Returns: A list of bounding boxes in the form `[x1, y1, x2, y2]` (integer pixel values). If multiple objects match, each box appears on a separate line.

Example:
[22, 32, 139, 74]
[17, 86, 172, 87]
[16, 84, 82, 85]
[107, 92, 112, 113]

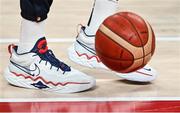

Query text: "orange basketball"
[95, 12, 156, 73]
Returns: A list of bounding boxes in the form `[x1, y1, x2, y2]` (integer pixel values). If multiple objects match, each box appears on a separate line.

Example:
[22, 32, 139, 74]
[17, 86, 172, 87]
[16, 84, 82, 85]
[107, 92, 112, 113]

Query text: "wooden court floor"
[0, 0, 180, 99]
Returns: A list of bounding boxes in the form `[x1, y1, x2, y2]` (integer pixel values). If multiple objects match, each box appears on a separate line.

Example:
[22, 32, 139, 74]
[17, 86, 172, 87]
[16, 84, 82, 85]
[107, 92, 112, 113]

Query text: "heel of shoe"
[3, 67, 14, 85]
[3, 67, 34, 89]
[68, 43, 95, 68]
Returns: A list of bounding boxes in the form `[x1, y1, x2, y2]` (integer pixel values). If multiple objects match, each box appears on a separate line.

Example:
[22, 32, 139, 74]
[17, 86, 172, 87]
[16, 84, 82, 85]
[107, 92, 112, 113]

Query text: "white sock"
[85, 0, 119, 36]
[17, 18, 45, 54]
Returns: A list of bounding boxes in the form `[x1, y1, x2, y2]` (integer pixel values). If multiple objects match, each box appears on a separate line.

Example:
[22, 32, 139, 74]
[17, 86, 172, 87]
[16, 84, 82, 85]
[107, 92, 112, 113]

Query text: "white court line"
[0, 36, 180, 43]
[0, 97, 180, 102]
[0, 38, 75, 43]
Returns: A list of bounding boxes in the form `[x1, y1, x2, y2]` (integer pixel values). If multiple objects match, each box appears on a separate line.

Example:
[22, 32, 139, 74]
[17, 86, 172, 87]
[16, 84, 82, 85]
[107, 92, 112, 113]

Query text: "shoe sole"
[68, 44, 157, 82]
[4, 67, 95, 93]
[115, 69, 157, 82]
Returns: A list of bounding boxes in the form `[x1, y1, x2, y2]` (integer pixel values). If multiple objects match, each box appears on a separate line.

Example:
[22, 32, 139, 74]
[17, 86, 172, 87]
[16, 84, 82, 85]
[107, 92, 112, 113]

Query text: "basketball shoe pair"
[68, 25, 158, 82]
[4, 28, 157, 94]
[4, 37, 95, 93]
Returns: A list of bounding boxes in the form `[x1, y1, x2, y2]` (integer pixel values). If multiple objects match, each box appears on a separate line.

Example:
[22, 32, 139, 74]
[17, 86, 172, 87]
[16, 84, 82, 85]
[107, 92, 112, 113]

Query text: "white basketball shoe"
[4, 37, 95, 93]
[68, 25, 157, 82]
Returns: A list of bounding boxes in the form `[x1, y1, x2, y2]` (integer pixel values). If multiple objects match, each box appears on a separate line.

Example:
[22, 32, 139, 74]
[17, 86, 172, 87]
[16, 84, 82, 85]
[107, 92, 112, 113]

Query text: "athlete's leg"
[85, 0, 119, 36]
[68, 0, 157, 82]
[18, 0, 52, 53]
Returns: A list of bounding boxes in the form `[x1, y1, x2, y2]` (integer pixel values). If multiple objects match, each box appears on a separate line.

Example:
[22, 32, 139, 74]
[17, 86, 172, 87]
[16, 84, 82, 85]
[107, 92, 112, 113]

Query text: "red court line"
[0, 101, 180, 112]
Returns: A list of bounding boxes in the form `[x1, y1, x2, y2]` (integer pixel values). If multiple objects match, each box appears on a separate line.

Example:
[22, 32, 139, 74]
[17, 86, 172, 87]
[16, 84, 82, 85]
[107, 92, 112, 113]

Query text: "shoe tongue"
[31, 37, 48, 54]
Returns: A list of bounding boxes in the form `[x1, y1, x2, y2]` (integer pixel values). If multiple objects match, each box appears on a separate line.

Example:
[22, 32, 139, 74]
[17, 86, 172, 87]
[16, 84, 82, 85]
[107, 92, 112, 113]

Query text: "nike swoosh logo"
[10, 61, 40, 76]
[143, 68, 151, 71]
[77, 40, 96, 55]
[108, 0, 119, 3]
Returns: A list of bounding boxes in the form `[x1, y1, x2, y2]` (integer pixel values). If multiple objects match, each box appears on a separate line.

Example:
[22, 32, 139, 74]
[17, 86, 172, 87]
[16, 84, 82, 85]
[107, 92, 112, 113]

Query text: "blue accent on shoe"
[143, 68, 151, 71]
[31, 81, 49, 89]
[10, 61, 40, 76]
[81, 26, 95, 37]
[14, 37, 71, 73]
[31, 37, 71, 73]
[76, 40, 96, 55]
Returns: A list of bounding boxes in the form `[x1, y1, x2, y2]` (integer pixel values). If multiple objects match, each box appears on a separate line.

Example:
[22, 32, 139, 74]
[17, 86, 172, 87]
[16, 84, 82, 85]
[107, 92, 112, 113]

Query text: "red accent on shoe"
[37, 39, 48, 54]
[135, 71, 153, 76]
[8, 44, 16, 57]
[76, 51, 101, 63]
[11, 72, 90, 86]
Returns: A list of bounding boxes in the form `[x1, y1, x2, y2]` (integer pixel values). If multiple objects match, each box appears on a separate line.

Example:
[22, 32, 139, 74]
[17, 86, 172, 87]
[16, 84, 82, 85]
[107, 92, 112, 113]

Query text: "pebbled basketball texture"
[95, 12, 156, 73]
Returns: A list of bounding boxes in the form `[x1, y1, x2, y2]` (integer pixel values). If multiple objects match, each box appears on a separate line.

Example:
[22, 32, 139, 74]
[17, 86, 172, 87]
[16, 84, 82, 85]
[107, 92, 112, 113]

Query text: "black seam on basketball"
[96, 30, 134, 61]
[96, 30, 152, 61]
[96, 48, 132, 70]
[118, 13, 149, 46]
[118, 14, 146, 67]
[120, 50, 124, 58]
[142, 21, 150, 65]
[103, 15, 143, 47]
[134, 16, 150, 65]
[149, 23, 155, 56]
[96, 46, 152, 61]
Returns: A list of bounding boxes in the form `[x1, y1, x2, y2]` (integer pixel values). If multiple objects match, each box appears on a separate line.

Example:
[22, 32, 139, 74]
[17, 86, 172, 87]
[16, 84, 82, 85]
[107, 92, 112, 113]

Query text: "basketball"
[95, 12, 156, 73]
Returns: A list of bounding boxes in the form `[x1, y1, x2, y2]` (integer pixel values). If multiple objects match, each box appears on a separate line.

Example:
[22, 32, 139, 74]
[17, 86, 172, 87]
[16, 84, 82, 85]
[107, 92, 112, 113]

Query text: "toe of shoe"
[67, 68, 96, 92]
[116, 66, 158, 82]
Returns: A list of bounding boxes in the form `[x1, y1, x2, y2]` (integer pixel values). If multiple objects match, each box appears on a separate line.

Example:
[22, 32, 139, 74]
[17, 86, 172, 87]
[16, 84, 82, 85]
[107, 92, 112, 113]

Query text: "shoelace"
[9, 44, 71, 74]
[37, 49, 71, 74]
